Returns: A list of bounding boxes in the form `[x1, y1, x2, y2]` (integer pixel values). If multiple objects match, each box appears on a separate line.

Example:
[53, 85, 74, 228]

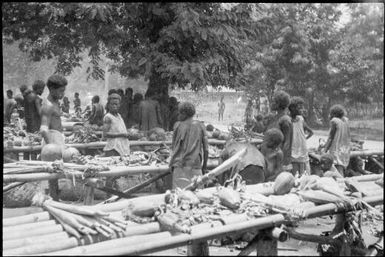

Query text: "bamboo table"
[2, 187, 383, 256]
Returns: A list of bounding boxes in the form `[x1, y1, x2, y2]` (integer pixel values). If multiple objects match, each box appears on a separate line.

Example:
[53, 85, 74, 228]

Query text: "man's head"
[271, 90, 290, 111]
[47, 75, 68, 100]
[19, 84, 28, 94]
[32, 80, 46, 95]
[255, 114, 263, 122]
[117, 89, 124, 97]
[288, 96, 305, 117]
[108, 89, 118, 96]
[74, 92, 79, 98]
[6, 89, 13, 99]
[14, 94, 24, 105]
[178, 102, 196, 121]
[133, 93, 143, 103]
[169, 96, 178, 108]
[92, 95, 100, 103]
[263, 128, 284, 149]
[125, 88, 133, 98]
[329, 104, 345, 119]
[107, 93, 121, 113]
[263, 113, 274, 126]
[63, 96, 69, 103]
[320, 153, 334, 172]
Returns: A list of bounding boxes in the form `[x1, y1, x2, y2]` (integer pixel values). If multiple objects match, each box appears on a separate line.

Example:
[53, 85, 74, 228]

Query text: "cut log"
[4, 224, 64, 241]
[3, 220, 57, 234]
[3, 232, 69, 250]
[3, 211, 50, 227]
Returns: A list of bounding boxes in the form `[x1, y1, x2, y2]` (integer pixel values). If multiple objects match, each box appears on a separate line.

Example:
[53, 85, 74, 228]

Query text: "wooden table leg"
[48, 179, 59, 201]
[84, 185, 95, 205]
[187, 241, 209, 256]
[256, 230, 278, 256]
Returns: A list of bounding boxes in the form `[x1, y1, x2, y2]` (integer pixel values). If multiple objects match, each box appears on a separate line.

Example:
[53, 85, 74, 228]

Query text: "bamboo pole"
[3, 211, 51, 227]
[3, 237, 79, 256]
[3, 232, 69, 250]
[3, 220, 57, 234]
[44, 232, 172, 256]
[4, 224, 64, 241]
[3, 182, 26, 192]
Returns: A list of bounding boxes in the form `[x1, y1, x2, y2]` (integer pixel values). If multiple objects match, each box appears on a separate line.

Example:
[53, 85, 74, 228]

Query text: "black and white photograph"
[2, 2, 384, 256]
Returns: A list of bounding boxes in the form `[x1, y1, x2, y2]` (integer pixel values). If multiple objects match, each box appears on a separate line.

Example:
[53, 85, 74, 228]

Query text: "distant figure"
[169, 102, 208, 189]
[24, 80, 46, 133]
[10, 106, 23, 130]
[159, 94, 170, 131]
[122, 87, 133, 128]
[102, 93, 130, 157]
[138, 89, 163, 132]
[73, 92, 81, 113]
[244, 99, 254, 130]
[105, 89, 118, 113]
[323, 104, 351, 177]
[218, 95, 225, 121]
[127, 93, 143, 128]
[168, 96, 179, 131]
[61, 96, 70, 114]
[14, 94, 25, 120]
[88, 95, 105, 127]
[289, 96, 313, 176]
[4, 89, 17, 124]
[260, 128, 284, 181]
[266, 90, 293, 172]
[251, 114, 265, 134]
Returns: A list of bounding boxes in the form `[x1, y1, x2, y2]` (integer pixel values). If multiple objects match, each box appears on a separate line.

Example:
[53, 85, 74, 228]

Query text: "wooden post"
[84, 185, 95, 205]
[255, 229, 278, 256]
[187, 241, 209, 256]
[48, 179, 59, 201]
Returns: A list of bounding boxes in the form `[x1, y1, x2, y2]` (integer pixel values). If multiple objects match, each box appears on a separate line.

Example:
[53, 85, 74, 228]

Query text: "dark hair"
[47, 75, 68, 89]
[74, 92, 79, 97]
[32, 80, 45, 91]
[63, 96, 69, 103]
[6, 90, 13, 97]
[288, 96, 304, 112]
[117, 89, 124, 96]
[264, 128, 284, 148]
[178, 102, 196, 118]
[169, 96, 178, 106]
[320, 153, 334, 165]
[108, 89, 117, 95]
[92, 95, 100, 103]
[206, 124, 214, 132]
[19, 84, 28, 93]
[125, 88, 133, 95]
[330, 104, 345, 118]
[133, 93, 143, 102]
[256, 114, 263, 121]
[108, 93, 121, 103]
[272, 90, 290, 110]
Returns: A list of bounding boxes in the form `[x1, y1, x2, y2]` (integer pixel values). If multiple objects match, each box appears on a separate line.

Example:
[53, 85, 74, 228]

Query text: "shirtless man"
[40, 75, 68, 143]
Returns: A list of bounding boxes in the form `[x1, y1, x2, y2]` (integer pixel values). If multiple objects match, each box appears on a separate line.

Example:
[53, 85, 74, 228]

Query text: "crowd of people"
[3, 75, 365, 195]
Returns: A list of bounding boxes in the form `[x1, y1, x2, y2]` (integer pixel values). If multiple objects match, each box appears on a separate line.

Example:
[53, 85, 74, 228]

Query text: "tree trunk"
[148, 70, 170, 130]
[307, 90, 317, 127]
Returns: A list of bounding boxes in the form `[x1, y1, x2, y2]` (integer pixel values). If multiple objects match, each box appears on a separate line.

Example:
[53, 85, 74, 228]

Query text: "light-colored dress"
[291, 116, 309, 163]
[103, 113, 130, 156]
[328, 117, 351, 168]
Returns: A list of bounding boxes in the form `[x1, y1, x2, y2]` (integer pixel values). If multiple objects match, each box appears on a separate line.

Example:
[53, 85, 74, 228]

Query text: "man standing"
[88, 95, 104, 127]
[218, 96, 225, 121]
[4, 89, 17, 124]
[168, 102, 209, 189]
[23, 80, 45, 160]
[73, 92, 81, 114]
[138, 89, 163, 132]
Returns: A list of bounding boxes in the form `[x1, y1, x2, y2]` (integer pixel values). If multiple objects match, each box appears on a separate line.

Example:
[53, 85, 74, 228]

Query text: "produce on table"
[65, 124, 100, 144]
[62, 147, 81, 163]
[216, 187, 241, 210]
[3, 127, 42, 148]
[41, 144, 63, 161]
[273, 171, 295, 195]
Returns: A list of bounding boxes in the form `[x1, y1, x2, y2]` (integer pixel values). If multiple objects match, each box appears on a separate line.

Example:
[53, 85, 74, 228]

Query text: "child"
[169, 102, 209, 189]
[252, 114, 265, 133]
[323, 104, 351, 177]
[319, 153, 343, 179]
[10, 106, 23, 130]
[102, 93, 130, 157]
[266, 91, 293, 172]
[288, 96, 314, 176]
[259, 128, 284, 181]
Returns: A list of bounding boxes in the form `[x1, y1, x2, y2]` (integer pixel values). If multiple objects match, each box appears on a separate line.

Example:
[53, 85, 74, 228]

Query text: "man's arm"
[303, 120, 314, 139]
[40, 104, 52, 143]
[201, 126, 209, 173]
[324, 120, 337, 152]
[279, 118, 292, 152]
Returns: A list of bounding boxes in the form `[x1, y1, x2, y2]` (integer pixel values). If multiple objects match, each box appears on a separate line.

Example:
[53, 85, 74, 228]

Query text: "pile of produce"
[228, 125, 264, 140]
[32, 193, 128, 239]
[65, 124, 101, 144]
[3, 127, 42, 148]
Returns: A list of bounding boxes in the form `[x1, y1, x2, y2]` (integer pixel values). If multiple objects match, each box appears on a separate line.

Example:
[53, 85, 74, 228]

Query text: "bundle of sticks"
[32, 193, 128, 239]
